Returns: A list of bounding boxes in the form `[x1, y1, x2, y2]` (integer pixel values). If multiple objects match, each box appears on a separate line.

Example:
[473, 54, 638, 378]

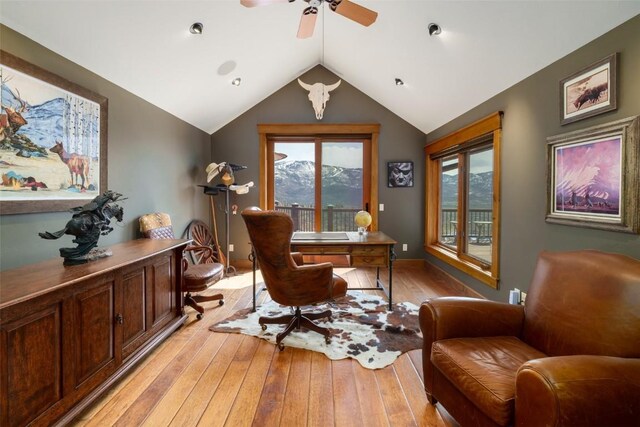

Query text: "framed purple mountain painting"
[546, 115, 639, 233]
[0, 50, 107, 214]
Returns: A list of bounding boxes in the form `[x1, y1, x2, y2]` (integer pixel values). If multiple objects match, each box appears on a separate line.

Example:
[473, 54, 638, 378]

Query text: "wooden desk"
[251, 231, 397, 311]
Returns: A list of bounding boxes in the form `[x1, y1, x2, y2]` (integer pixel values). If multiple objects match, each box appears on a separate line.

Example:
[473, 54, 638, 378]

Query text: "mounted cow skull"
[298, 79, 341, 120]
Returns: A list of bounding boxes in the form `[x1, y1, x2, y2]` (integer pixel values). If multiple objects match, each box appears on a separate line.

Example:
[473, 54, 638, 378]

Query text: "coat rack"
[218, 185, 236, 276]
[202, 162, 254, 277]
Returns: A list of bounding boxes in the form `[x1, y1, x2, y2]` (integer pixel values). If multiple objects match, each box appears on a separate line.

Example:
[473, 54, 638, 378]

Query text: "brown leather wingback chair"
[241, 207, 347, 350]
[140, 213, 224, 320]
[419, 250, 640, 427]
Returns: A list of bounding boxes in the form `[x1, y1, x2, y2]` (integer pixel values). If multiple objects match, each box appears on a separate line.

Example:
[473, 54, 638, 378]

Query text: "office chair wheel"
[325, 336, 331, 345]
[219, 299, 225, 306]
[278, 343, 285, 351]
[196, 313, 203, 320]
[261, 324, 267, 331]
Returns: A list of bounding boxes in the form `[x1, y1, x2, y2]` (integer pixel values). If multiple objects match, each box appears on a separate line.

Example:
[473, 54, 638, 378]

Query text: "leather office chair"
[241, 207, 347, 350]
[140, 213, 224, 320]
[419, 250, 640, 427]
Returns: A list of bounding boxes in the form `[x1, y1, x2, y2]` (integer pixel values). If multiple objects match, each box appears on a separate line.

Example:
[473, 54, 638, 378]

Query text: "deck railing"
[275, 204, 361, 231]
[441, 209, 493, 243]
[274, 205, 491, 237]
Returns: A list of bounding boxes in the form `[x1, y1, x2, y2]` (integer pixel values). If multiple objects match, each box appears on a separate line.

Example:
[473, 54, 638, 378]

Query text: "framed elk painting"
[546, 115, 639, 234]
[560, 53, 617, 125]
[0, 50, 107, 215]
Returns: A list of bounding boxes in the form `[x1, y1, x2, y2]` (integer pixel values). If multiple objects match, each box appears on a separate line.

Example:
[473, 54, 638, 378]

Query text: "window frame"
[424, 112, 502, 288]
[258, 124, 380, 231]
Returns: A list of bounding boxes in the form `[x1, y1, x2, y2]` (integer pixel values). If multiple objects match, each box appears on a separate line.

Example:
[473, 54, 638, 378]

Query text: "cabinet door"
[121, 266, 147, 359]
[0, 303, 63, 427]
[147, 254, 176, 333]
[73, 278, 117, 391]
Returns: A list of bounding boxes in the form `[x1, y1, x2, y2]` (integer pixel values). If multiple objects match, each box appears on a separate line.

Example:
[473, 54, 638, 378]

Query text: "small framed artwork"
[560, 53, 617, 125]
[546, 115, 639, 233]
[387, 161, 414, 188]
[0, 50, 108, 215]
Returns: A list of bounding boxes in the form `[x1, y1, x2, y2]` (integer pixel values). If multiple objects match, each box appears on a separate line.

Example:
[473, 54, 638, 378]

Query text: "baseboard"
[394, 259, 425, 268]
[230, 259, 252, 270]
[423, 260, 486, 299]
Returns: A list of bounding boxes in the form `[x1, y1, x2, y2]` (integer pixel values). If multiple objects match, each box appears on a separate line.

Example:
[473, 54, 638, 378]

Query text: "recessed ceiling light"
[428, 23, 441, 36]
[395, 78, 404, 86]
[190, 22, 203, 34]
[232, 77, 242, 86]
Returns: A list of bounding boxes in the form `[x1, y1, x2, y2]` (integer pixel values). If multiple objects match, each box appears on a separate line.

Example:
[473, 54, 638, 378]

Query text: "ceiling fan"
[240, 0, 378, 39]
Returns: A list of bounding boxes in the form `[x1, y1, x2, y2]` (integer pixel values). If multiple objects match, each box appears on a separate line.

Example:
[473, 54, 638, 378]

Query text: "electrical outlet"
[402, 244, 408, 251]
[229, 244, 234, 252]
[379, 203, 384, 211]
[520, 292, 527, 305]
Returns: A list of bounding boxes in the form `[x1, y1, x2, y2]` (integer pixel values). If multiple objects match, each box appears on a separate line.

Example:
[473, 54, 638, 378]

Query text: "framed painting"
[387, 161, 413, 188]
[560, 53, 617, 125]
[0, 50, 107, 215]
[546, 115, 639, 233]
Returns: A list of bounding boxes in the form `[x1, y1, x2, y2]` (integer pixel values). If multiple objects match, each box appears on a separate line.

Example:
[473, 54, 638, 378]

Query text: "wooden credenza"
[0, 239, 189, 427]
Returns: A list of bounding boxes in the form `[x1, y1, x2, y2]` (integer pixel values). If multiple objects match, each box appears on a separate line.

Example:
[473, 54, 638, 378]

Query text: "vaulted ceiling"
[1, 1, 639, 134]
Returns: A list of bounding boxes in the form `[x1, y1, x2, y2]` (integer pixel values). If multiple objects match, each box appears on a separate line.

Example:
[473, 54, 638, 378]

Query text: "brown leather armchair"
[241, 207, 347, 350]
[419, 250, 640, 427]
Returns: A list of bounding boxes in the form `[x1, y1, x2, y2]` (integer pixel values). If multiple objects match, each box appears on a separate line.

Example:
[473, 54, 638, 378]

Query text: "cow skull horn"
[325, 80, 341, 92]
[297, 79, 313, 91]
[298, 79, 342, 120]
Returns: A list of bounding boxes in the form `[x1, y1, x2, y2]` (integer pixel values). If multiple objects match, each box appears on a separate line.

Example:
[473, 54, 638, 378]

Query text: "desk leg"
[250, 248, 257, 312]
[389, 245, 396, 311]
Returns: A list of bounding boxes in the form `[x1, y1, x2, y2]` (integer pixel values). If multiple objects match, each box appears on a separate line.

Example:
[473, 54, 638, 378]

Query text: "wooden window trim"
[258, 123, 380, 231]
[424, 112, 502, 288]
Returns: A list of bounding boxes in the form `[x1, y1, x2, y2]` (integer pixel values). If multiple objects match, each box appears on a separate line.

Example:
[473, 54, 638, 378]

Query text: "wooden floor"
[73, 264, 463, 427]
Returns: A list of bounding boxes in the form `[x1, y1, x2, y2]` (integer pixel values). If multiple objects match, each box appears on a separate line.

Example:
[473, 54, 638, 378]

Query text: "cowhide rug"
[209, 293, 422, 369]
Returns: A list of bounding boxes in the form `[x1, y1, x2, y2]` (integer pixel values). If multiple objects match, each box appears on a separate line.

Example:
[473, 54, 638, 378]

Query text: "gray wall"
[211, 65, 425, 262]
[0, 25, 211, 270]
[426, 15, 640, 301]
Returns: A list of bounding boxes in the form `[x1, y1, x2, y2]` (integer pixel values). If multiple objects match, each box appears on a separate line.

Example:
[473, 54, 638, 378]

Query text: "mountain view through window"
[274, 141, 364, 231]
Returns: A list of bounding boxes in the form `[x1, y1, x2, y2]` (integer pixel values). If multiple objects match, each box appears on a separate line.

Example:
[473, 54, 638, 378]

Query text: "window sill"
[424, 244, 498, 289]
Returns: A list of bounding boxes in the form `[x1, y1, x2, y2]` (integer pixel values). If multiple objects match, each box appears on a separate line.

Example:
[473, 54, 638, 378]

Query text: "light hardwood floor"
[73, 264, 463, 427]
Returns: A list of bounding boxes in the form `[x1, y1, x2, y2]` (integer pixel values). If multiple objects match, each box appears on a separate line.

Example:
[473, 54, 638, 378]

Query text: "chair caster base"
[219, 299, 225, 306]
[277, 343, 285, 351]
[196, 313, 203, 320]
[261, 324, 267, 331]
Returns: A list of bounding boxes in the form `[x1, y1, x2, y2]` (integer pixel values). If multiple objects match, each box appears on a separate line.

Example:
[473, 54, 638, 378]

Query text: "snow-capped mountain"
[441, 171, 493, 209]
[19, 98, 66, 148]
[274, 160, 363, 208]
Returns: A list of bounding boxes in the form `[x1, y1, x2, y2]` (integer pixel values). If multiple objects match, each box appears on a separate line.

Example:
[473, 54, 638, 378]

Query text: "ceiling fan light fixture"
[232, 77, 242, 86]
[428, 23, 441, 36]
[189, 22, 203, 34]
[395, 78, 404, 86]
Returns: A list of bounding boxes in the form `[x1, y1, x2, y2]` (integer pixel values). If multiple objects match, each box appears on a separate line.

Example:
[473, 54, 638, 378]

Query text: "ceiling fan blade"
[297, 8, 317, 39]
[333, 0, 377, 27]
[240, 0, 291, 8]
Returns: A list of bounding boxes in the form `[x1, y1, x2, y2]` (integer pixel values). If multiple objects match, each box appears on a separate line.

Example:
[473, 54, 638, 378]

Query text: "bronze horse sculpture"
[39, 191, 125, 265]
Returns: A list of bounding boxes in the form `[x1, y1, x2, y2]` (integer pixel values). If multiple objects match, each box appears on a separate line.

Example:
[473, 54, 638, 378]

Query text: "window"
[258, 124, 379, 232]
[425, 112, 502, 288]
[270, 139, 370, 231]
